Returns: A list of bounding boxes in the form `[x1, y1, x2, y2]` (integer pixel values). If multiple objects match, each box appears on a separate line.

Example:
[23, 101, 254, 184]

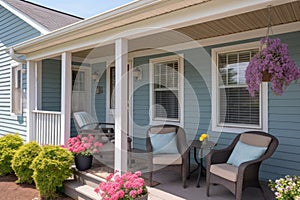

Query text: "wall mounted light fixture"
[132, 67, 142, 80]
[92, 72, 100, 82]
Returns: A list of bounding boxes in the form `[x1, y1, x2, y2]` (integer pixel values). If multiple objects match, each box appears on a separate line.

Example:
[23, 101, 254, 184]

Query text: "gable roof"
[1, 0, 82, 32]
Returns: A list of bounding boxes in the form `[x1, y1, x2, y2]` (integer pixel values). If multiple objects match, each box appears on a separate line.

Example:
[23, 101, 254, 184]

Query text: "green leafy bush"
[11, 141, 42, 183]
[30, 145, 73, 199]
[0, 134, 24, 175]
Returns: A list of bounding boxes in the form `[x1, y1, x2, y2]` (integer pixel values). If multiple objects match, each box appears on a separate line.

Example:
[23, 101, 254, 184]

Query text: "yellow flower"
[199, 133, 208, 142]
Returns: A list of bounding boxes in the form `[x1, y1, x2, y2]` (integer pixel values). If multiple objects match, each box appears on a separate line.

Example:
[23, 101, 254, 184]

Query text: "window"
[212, 43, 268, 133]
[10, 63, 22, 115]
[150, 55, 183, 125]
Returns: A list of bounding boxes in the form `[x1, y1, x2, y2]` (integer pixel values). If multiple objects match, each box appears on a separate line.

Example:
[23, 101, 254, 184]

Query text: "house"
[7, 0, 300, 183]
[0, 0, 82, 138]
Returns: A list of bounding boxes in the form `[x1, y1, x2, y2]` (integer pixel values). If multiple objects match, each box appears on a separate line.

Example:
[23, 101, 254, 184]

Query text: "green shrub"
[30, 145, 74, 199]
[11, 141, 42, 183]
[0, 134, 24, 175]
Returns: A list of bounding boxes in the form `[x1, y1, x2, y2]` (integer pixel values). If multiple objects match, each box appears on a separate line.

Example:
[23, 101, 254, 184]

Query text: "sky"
[26, 0, 134, 18]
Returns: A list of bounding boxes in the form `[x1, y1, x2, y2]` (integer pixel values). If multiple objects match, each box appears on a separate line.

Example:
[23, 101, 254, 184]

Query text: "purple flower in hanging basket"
[245, 37, 300, 96]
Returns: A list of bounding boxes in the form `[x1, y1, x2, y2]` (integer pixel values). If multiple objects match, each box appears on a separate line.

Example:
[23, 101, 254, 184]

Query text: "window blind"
[154, 61, 179, 120]
[218, 49, 260, 126]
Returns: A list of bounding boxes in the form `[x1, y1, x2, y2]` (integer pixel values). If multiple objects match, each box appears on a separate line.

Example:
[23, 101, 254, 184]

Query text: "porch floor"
[88, 161, 275, 200]
[151, 165, 274, 200]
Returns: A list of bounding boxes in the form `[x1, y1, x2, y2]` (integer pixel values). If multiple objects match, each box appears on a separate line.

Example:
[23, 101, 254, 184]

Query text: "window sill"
[212, 124, 266, 134]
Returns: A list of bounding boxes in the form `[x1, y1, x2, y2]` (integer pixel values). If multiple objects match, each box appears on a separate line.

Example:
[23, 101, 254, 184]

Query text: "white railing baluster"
[32, 110, 63, 146]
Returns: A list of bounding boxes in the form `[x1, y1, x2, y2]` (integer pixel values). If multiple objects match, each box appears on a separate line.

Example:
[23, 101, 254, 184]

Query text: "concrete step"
[64, 180, 99, 200]
[74, 169, 106, 188]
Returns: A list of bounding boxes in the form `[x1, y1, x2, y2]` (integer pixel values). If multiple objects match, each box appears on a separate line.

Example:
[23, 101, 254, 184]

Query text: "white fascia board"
[16, 0, 296, 60]
[0, 0, 49, 34]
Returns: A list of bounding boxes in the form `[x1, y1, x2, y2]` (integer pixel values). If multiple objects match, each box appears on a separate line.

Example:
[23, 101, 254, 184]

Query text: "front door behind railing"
[32, 110, 62, 145]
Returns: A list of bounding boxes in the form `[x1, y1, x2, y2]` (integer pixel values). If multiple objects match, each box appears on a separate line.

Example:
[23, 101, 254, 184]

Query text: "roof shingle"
[2, 0, 83, 31]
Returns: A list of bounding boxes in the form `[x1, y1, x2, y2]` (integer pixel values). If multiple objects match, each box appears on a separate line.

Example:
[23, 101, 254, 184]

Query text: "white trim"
[114, 38, 128, 172]
[106, 64, 115, 123]
[0, 0, 49, 34]
[211, 42, 268, 133]
[149, 54, 184, 127]
[61, 52, 72, 145]
[27, 61, 36, 142]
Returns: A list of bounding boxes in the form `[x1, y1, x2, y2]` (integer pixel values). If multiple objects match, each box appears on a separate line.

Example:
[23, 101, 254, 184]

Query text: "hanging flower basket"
[245, 37, 300, 96]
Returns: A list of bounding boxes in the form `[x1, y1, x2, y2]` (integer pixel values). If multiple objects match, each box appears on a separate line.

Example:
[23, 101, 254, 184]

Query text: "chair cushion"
[153, 153, 182, 165]
[149, 132, 179, 154]
[240, 133, 272, 147]
[210, 163, 238, 182]
[227, 141, 267, 167]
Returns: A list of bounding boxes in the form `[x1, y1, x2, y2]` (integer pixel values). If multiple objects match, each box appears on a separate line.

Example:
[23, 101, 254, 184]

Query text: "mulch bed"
[0, 174, 72, 200]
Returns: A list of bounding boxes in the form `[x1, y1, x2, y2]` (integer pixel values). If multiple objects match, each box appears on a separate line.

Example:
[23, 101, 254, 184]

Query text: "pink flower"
[94, 171, 147, 199]
[67, 134, 102, 156]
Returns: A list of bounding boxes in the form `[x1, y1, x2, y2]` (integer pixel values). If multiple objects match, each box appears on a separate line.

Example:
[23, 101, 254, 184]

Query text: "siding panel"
[0, 5, 41, 138]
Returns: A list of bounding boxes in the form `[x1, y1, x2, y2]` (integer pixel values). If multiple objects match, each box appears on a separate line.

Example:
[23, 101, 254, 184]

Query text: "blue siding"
[91, 62, 106, 123]
[0, 5, 41, 139]
[41, 59, 61, 111]
[132, 31, 300, 181]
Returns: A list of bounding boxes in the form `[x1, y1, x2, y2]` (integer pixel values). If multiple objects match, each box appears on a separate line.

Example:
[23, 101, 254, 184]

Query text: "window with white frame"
[10, 63, 22, 115]
[212, 43, 268, 132]
[150, 55, 183, 124]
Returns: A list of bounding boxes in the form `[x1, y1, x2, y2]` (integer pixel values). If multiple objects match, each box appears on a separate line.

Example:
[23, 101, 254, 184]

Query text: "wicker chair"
[146, 124, 189, 188]
[73, 111, 132, 163]
[206, 131, 279, 200]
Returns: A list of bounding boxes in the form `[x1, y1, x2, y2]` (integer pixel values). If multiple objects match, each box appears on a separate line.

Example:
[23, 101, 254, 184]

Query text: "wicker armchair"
[146, 124, 189, 188]
[206, 131, 279, 200]
[73, 111, 132, 163]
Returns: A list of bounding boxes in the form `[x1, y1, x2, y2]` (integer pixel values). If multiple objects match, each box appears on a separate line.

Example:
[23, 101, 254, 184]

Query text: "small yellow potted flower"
[199, 133, 209, 145]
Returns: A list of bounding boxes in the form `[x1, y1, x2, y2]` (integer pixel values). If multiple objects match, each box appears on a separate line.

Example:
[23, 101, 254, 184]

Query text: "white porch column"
[61, 52, 72, 145]
[114, 38, 128, 173]
[27, 61, 36, 142]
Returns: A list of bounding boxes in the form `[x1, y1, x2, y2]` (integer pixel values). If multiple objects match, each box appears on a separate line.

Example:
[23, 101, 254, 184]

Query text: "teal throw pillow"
[227, 141, 267, 167]
[149, 132, 178, 154]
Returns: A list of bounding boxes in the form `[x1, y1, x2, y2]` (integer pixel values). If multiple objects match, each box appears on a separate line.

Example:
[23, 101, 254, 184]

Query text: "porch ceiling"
[175, 1, 300, 41]
[72, 1, 300, 60]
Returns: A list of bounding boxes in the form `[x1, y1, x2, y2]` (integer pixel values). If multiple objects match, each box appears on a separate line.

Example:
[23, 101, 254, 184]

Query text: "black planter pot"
[74, 154, 93, 171]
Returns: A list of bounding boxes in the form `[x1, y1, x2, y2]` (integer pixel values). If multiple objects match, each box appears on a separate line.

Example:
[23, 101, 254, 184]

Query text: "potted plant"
[269, 175, 300, 200]
[67, 134, 103, 171]
[94, 171, 148, 200]
[245, 37, 300, 96]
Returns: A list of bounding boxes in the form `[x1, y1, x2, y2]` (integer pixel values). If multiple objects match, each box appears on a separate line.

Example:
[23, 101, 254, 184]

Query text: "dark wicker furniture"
[146, 124, 189, 188]
[206, 131, 279, 200]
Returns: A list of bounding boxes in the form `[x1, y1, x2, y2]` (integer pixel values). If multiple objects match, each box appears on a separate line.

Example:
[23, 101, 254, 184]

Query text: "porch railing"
[32, 110, 62, 145]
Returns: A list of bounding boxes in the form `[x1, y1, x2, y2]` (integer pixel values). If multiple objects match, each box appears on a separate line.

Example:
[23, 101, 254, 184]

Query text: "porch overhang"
[11, 0, 299, 60]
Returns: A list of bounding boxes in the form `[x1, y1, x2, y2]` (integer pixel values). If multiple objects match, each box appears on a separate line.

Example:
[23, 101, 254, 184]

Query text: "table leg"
[187, 149, 191, 179]
[196, 148, 203, 187]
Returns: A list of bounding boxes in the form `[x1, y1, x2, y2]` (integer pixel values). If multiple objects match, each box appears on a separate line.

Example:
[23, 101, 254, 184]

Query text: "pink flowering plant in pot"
[67, 134, 103, 156]
[94, 171, 148, 200]
[245, 37, 300, 96]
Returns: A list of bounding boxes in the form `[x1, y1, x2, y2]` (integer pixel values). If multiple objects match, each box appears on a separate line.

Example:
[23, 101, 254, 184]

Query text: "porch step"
[64, 167, 106, 200]
[64, 180, 99, 200]
[73, 169, 105, 188]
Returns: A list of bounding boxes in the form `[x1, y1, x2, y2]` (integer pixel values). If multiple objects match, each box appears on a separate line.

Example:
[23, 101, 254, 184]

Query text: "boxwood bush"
[11, 141, 42, 183]
[30, 145, 73, 199]
[0, 134, 24, 175]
